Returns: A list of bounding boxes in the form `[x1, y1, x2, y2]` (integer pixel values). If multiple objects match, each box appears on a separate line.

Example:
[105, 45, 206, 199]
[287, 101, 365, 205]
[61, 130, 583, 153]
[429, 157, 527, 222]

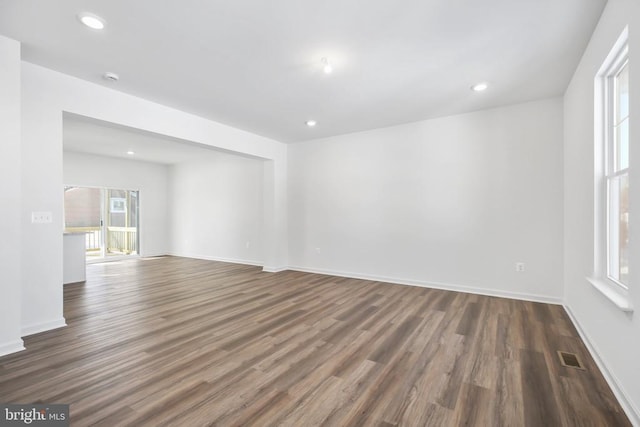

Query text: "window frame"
[589, 26, 633, 312]
[604, 52, 629, 289]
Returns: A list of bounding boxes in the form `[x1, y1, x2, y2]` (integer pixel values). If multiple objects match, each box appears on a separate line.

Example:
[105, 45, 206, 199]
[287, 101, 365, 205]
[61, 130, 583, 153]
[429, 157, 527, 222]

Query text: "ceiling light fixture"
[306, 120, 317, 127]
[471, 82, 488, 92]
[77, 12, 106, 30]
[127, 151, 135, 155]
[321, 57, 333, 74]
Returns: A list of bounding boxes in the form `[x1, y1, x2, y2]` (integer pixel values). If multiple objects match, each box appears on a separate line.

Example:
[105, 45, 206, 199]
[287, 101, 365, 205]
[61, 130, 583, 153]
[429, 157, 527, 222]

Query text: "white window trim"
[586, 277, 633, 312]
[589, 26, 633, 313]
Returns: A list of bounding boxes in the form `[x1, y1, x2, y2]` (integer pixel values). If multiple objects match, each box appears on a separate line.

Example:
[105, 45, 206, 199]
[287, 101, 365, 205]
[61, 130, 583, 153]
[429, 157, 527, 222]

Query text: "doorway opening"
[64, 186, 139, 260]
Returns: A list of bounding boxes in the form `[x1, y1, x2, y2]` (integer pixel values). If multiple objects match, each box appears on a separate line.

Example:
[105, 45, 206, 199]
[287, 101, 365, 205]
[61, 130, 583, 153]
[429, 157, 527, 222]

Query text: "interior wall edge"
[286, 265, 563, 305]
[262, 266, 290, 273]
[0, 340, 25, 358]
[140, 252, 171, 258]
[167, 252, 264, 268]
[21, 318, 67, 338]
[564, 304, 640, 427]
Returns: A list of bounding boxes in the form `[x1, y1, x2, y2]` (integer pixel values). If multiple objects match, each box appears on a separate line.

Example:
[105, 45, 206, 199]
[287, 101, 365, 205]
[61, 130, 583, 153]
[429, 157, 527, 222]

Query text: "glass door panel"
[64, 187, 104, 259]
[106, 189, 139, 256]
[64, 186, 139, 260]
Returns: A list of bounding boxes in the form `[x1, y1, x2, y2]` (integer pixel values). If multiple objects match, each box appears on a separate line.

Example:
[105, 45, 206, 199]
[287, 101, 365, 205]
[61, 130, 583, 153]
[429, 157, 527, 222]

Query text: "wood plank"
[520, 349, 563, 427]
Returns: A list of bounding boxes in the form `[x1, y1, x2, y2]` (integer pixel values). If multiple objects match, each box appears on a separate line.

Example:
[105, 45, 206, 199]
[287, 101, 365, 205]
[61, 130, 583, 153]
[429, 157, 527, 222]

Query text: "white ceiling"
[1, 0, 605, 143]
[63, 113, 247, 165]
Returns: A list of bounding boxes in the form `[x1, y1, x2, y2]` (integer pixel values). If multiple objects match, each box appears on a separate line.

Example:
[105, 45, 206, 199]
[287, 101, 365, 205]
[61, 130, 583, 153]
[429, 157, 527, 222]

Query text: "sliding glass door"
[64, 186, 139, 260]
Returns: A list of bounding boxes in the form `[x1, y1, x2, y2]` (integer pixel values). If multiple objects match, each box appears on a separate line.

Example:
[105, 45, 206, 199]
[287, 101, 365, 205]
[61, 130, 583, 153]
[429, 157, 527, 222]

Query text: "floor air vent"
[557, 351, 586, 370]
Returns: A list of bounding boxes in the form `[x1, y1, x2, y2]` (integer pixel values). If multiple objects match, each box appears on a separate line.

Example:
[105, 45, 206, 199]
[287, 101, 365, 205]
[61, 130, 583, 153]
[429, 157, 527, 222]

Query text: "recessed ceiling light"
[321, 58, 333, 74]
[127, 151, 135, 155]
[77, 12, 106, 30]
[471, 82, 489, 92]
[306, 120, 317, 127]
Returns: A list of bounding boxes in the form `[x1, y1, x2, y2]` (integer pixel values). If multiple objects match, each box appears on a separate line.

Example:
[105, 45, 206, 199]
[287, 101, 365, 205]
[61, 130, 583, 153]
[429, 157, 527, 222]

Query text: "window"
[605, 58, 629, 288]
[591, 27, 632, 311]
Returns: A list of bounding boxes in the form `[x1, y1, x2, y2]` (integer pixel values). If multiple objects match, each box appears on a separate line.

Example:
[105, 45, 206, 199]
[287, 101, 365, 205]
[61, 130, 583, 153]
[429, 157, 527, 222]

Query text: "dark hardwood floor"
[0, 256, 631, 426]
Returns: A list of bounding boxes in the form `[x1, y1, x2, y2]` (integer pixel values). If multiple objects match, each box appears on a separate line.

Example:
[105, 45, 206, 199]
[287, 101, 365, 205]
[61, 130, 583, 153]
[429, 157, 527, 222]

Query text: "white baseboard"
[0, 340, 25, 358]
[262, 266, 289, 273]
[165, 256, 562, 304]
[168, 253, 285, 273]
[564, 305, 640, 427]
[140, 252, 170, 258]
[287, 265, 563, 305]
[21, 318, 67, 337]
[168, 252, 264, 268]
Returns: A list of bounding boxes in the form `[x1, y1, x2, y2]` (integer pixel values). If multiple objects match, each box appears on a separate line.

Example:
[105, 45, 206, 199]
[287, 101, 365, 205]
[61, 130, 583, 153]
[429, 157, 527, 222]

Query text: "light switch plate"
[32, 211, 53, 223]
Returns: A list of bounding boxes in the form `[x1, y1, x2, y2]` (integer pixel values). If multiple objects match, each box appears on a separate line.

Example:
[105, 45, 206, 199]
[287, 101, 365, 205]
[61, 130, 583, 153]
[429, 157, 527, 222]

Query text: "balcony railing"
[65, 226, 138, 257]
[65, 226, 102, 256]
[107, 226, 138, 255]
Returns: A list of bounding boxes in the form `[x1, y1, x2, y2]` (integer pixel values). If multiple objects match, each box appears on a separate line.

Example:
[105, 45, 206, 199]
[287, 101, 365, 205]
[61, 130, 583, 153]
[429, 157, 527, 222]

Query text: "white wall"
[63, 151, 170, 257]
[21, 54, 66, 336]
[18, 61, 288, 339]
[289, 98, 564, 302]
[0, 36, 24, 355]
[564, 0, 640, 423]
[168, 154, 264, 264]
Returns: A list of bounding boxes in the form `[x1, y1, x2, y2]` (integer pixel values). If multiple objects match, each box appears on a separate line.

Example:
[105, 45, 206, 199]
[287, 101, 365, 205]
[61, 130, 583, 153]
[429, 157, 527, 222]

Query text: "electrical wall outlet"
[515, 262, 525, 272]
